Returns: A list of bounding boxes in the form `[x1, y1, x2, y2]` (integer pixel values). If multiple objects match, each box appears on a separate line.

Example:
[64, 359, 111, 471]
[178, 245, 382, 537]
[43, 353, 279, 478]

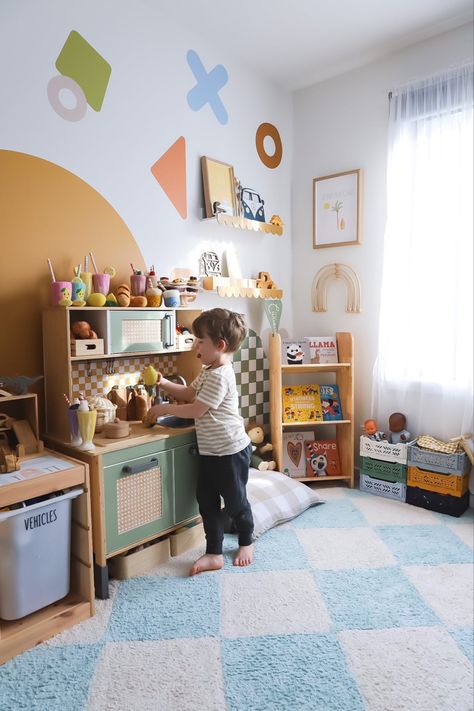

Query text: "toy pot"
[77, 409, 97, 451]
[80, 271, 93, 299]
[92, 273, 110, 295]
[68, 407, 82, 447]
[51, 281, 72, 306]
[71, 280, 86, 302]
[130, 274, 147, 296]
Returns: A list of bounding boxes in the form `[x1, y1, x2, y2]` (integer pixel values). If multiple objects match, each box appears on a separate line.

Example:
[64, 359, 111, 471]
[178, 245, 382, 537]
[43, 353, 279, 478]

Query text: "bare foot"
[189, 553, 224, 576]
[233, 544, 254, 567]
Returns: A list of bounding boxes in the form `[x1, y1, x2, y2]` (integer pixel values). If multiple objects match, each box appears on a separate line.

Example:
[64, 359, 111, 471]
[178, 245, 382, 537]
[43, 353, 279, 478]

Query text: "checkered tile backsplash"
[233, 329, 270, 426]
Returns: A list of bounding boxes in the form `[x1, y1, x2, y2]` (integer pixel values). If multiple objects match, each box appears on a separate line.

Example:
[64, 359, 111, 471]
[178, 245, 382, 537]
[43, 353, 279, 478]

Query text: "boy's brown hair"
[192, 308, 246, 353]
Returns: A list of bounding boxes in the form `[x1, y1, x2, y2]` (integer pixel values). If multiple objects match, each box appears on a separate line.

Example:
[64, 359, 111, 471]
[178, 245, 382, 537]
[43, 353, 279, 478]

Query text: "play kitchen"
[42, 301, 204, 598]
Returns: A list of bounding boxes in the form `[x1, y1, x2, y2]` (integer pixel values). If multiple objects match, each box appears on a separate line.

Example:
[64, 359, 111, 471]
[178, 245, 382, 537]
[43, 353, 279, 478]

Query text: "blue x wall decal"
[186, 50, 229, 125]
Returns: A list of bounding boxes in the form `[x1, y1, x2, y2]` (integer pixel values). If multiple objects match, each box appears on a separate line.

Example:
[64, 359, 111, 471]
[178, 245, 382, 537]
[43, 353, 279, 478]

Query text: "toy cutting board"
[12, 420, 38, 454]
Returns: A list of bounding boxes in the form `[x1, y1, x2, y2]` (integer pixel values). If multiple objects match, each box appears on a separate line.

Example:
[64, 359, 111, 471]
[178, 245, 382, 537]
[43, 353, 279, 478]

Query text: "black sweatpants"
[196, 443, 253, 555]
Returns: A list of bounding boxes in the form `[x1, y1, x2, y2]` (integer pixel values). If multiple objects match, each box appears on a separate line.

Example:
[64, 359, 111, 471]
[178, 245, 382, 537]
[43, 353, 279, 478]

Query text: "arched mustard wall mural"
[0, 150, 145, 379]
[311, 263, 361, 313]
[48, 30, 111, 121]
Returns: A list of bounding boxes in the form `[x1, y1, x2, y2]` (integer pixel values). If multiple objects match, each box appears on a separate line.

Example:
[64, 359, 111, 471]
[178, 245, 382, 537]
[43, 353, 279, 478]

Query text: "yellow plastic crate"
[407, 466, 470, 497]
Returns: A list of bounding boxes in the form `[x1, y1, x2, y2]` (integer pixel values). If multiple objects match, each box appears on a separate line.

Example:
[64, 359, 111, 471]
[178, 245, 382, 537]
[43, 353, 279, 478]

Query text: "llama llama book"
[282, 385, 323, 423]
[320, 384, 343, 421]
[282, 431, 314, 478]
[303, 336, 338, 364]
[304, 439, 342, 477]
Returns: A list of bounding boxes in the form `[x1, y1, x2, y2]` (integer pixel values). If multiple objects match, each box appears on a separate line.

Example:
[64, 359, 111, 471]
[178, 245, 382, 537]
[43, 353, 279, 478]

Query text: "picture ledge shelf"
[202, 276, 283, 299]
[205, 212, 283, 235]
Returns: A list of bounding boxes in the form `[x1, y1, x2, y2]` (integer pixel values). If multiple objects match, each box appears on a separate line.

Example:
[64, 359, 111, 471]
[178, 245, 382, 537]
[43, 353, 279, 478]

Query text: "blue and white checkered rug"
[1, 487, 473, 711]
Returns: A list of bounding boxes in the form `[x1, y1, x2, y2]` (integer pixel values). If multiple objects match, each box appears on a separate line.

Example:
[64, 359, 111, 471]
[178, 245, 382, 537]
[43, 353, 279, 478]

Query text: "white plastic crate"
[360, 435, 409, 464]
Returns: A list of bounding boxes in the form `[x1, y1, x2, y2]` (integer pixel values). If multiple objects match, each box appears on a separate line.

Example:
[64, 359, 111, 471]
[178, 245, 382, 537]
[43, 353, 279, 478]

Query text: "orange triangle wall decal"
[151, 136, 187, 219]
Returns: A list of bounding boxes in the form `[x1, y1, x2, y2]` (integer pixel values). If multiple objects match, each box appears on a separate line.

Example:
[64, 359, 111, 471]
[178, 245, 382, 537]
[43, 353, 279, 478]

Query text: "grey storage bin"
[0, 487, 82, 620]
[407, 444, 470, 475]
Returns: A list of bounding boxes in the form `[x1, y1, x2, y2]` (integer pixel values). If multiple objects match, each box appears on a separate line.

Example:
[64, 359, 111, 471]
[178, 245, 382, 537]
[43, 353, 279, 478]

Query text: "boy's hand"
[143, 403, 170, 425]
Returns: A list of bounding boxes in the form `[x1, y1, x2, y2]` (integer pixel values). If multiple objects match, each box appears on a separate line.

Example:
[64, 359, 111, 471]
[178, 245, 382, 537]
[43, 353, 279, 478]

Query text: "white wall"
[292, 23, 474, 437]
[0, 0, 293, 337]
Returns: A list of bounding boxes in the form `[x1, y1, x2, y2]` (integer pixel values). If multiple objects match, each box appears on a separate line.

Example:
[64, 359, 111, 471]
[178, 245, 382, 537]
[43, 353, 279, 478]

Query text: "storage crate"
[359, 473, 406, 501]
[108, 536, 170, 579]
[70, 338, 104, 356]
[407, 465, 470, 497]
[176, 333, 195, 351]
[406, 485, 470, 518]
[0, 487, 82, 620]
[407, 444, 470, 476]
[360, 456, 406, 483]
[359, 435, 408, 464]
[170, 522, 204, 556]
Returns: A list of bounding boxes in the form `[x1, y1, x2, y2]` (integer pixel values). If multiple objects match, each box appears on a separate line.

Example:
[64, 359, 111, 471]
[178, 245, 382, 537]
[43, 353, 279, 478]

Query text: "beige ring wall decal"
[311, 263, 361, 313]
[256, 122, 282, 169]
[47, 75, 87, 121]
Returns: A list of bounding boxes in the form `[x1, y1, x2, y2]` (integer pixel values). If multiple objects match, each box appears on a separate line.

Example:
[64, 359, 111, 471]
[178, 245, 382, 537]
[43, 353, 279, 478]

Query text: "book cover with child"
[304, 439, 342, 477]
[320, 384, 343, 421]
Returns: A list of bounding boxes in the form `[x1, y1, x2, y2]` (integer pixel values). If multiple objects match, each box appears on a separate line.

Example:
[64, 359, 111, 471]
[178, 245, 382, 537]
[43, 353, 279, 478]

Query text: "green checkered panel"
[232, 329, 269, 425]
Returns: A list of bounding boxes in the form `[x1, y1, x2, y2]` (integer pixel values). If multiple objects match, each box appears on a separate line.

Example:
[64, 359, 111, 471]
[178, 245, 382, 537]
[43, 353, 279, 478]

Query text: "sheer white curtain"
[372, 63, 473, 440]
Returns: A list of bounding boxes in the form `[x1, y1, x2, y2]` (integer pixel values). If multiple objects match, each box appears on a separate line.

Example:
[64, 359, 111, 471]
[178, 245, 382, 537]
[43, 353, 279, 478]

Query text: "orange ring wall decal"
[255, 123, 283, 169]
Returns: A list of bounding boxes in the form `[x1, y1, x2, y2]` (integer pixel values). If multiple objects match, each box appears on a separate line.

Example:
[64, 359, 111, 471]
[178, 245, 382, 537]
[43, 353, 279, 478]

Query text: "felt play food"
[117, 284, 131, 306]
[71, 321, 97, 339]
[105, 292, 118, 306]
[129, 296, 147, 307]
[87, 292, 107, 307]
[163, 289, 180, 307]
[103, 265, 117, 278]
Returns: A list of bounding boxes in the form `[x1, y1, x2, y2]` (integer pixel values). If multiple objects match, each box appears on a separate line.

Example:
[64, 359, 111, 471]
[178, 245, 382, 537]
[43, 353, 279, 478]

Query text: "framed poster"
[313, 169, 362, 248]
[201, 156, 238, 218]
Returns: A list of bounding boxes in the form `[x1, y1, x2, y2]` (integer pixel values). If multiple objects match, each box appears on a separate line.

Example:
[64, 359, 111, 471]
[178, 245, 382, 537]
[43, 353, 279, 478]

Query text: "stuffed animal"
[71, 321, 98, 339]
[246, 422, 276, 471]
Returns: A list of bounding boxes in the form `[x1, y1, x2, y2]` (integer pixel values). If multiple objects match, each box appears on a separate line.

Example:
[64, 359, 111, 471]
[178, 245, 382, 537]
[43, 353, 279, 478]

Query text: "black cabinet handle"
[122, 457, 159, 475]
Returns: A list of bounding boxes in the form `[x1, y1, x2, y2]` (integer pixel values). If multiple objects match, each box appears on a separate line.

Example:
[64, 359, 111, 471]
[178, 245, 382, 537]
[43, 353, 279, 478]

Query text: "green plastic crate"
[360, 456, 407, 483]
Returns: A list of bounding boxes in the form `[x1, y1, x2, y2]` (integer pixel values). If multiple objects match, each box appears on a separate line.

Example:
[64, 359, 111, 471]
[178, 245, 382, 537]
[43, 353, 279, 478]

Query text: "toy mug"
[51, 281, 72, 306]
[130, 274, 147, 296]
[163, 289, 180, 307]
[71, 280, 86, 302]
[92, 273, 110, 295]
[80, 271, 93, 299]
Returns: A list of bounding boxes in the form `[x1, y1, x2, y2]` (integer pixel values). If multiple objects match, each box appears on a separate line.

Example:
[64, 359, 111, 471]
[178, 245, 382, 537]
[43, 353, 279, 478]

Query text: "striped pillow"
[247, 468, 324, 538]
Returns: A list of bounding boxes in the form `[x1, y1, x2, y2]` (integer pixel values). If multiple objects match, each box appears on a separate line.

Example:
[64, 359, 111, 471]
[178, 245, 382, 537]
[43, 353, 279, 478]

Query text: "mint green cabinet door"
[173, 443, 200, 525]
[103, 450, 173, 555]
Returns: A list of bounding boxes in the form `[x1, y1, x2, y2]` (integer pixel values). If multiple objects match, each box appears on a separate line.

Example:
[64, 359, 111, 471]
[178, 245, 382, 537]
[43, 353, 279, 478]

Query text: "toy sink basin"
[155, 415, 194, 428]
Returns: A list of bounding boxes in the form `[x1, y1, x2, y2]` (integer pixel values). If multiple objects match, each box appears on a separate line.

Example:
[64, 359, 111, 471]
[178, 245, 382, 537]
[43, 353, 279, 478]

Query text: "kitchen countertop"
[46, 421, 196, 456]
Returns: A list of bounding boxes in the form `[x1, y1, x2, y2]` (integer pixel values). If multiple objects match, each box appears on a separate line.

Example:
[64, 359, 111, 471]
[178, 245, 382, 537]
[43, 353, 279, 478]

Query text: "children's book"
[281, 339, 311, 366]
[304, 439, 342, 477]
[320, 384, 343, 421]
[282, 385, 323, 423]
[303, 336, 338, 364]
[282, 431, 314, 478]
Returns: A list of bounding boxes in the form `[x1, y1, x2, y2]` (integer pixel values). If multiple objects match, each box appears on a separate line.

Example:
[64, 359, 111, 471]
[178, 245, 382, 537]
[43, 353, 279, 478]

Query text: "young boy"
[146, 308, 253, 576]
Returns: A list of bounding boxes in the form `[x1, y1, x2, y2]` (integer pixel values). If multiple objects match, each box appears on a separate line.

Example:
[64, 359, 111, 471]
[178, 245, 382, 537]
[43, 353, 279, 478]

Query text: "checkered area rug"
[1, 488, 473, 711]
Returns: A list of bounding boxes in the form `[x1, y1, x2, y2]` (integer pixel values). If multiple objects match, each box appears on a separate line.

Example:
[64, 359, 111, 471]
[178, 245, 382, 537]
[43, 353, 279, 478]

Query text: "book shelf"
[269, 332, 354, 487]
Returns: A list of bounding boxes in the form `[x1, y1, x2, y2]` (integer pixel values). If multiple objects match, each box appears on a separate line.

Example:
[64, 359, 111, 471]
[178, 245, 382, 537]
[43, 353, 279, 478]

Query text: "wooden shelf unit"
[0, 451, 94, 664]
[204, 212, 283, 235]
[269, 331, 354, 487]
[202, 275, 283, 299]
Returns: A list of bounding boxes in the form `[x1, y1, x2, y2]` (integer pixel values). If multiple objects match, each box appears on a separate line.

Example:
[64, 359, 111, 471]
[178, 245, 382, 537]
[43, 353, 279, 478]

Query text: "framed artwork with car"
[313, 169, 362, 248]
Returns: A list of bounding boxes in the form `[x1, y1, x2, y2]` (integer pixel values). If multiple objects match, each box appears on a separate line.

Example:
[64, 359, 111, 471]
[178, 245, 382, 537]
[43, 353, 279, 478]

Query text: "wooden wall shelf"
[202, 276, 283, 299]
[212, 213, 283, 235]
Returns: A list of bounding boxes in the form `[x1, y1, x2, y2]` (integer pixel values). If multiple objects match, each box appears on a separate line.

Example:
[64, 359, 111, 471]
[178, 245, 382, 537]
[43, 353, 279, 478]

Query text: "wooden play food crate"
[170, 522, 204, 556]
[359, 436, 408, 464]
[70, 339, 104, 357]
[407, 444, 470, 476]
[407, 465, 470, 497]
[108, 537, 170, 579]
[360, 456, 406, 483]
[406, 486, 470, 518]
[176, 333, 195, 351]
[359, 473, 406, 501]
